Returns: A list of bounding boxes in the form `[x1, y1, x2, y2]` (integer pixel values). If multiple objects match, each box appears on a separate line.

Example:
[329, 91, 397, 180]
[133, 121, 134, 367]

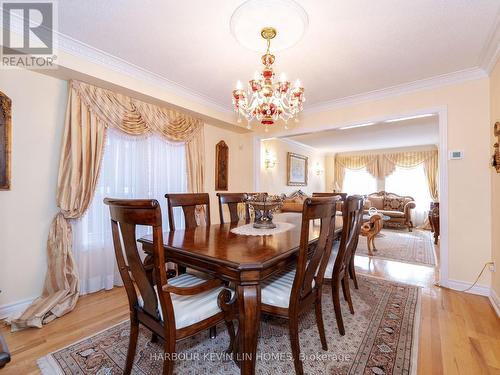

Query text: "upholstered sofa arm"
[404, 201, 416, 219]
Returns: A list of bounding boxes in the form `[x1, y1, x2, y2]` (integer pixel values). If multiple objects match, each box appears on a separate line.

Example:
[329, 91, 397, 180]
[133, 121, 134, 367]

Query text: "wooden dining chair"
[260, 196, 338, 375]
[104, 198, 235, 375]
[216, 192, 250, 224]
[323, 195, 364, 336]
[164, 193, 211, 231]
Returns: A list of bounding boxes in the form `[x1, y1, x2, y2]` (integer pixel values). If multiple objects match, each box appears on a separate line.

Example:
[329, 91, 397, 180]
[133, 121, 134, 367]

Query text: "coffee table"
[361, 214, 390, 255]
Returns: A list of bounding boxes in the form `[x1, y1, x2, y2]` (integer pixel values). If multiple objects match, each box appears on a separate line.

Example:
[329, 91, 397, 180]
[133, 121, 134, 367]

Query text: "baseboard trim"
[442, 279, 491, 296]
[489, 288, 500, 318]
[0, 297, 35, 320]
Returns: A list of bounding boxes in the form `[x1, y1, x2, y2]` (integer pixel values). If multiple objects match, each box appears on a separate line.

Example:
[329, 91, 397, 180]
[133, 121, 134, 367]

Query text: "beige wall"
[0, 70, 67, 307]
[265, 78, 492, 288]
[490, 59, 500, 297]
[203, 124, 255, 224]
[260, 139, 325, 195]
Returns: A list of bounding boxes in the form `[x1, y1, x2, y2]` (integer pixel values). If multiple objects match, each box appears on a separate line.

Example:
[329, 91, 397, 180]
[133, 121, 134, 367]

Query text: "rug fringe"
[37, 354, 63, 375]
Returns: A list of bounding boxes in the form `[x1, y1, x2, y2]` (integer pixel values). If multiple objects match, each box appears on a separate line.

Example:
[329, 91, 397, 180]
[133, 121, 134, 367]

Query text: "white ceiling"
[57, 1, 499, 110]
[282, 116, 439, 153]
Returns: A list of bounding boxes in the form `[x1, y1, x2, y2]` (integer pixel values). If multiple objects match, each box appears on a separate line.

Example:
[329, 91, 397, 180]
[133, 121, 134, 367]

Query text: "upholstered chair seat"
[262, 266, 316, 308]
[138, 273, 228, 329]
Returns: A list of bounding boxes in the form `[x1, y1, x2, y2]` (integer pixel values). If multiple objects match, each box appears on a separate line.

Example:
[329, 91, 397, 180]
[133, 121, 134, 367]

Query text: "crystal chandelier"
[232, 27, 305, 129]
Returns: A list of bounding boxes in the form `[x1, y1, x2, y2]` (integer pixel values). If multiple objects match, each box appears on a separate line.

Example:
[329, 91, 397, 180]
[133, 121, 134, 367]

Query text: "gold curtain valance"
[378, 150, 437, 178]
[334, 150, 439, 201]
[71, 80, 202, 142]
[334, 155, 378, 191]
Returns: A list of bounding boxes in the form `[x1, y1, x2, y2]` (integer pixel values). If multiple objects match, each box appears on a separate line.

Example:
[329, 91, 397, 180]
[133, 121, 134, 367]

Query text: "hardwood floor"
[1, 246, 499, 374]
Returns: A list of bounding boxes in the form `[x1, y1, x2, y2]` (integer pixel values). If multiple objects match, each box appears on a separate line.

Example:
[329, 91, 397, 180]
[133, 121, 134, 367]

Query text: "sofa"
[280, 190, 308, 212]
[364, 191, 416, 231]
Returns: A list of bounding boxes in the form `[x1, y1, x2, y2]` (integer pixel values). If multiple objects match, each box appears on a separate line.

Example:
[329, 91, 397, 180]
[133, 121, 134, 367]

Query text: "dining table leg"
[237, 282, 261, 375]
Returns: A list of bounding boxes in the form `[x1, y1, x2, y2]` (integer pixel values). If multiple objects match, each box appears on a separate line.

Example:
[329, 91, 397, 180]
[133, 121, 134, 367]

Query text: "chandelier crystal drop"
[232, 27, 305, 127]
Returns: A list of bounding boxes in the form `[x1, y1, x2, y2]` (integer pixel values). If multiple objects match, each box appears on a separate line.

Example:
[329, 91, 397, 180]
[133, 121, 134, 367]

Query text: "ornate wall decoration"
[0, 91, 12, 190]
[493, 122, 500, 173]
[215, 140, 229, 191]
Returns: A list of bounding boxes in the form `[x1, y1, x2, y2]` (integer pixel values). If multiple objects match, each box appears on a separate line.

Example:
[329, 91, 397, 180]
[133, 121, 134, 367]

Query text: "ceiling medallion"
[232, 27, 305, 129]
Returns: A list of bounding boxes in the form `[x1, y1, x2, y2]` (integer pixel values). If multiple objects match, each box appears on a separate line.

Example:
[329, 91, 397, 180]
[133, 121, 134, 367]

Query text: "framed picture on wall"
[0, 91, 12, 190]
[287, 152, 308, 186]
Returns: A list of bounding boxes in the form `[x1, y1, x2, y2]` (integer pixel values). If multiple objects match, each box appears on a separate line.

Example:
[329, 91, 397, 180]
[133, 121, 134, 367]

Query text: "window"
[72, 129, 187, 294]
[385, 165, 431, 226]
[342, 168, 377, 195]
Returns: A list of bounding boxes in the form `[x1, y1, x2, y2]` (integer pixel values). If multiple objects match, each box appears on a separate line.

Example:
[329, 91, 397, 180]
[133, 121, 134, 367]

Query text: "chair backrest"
[312, 192, 347, 211]
[216, 192, 250, 224]
[312, 192, 347, 201]
[290, 196, 338, 306]
[332, 196, 364, 277]
[165, 193, 211, 231]
[104, 198, 173, 325]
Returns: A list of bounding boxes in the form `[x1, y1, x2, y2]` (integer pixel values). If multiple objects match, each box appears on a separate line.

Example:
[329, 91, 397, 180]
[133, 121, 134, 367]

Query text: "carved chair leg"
[217, 288, 238, 355]
[408, 221, 413, 232]
[314, 293, 328, 351]
[224, 320, 236, 354]
[288, 315, 304, 375]
[341, 276, 348, 301]
[162, 335, 176, 375]
[332, 277, 345, 336]
[342, 276, 355, 314]
[349, 258, 359, 290]
[124, 318, 139, 375]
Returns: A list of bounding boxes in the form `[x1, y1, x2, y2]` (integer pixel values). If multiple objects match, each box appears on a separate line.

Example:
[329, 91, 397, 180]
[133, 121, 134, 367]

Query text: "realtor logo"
[1, 1, 57, 68]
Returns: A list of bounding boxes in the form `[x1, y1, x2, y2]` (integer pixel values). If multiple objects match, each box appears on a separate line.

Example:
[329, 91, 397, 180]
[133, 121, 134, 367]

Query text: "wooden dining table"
[138, 213, 342, 375]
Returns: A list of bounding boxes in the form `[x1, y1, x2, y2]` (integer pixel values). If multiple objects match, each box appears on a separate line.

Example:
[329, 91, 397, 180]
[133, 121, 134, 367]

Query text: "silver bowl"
[246, 194, 283, 229]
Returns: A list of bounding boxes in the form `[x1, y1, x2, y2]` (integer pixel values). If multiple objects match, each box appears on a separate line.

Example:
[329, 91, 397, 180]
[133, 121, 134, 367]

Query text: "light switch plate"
[449, 150, 464, 160]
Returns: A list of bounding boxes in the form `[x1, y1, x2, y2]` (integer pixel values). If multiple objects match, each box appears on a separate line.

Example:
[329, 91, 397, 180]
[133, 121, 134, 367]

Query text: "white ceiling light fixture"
[338, 122, 376, 130]
[230, 0, 309, 52]
[384, 114, 435, 123]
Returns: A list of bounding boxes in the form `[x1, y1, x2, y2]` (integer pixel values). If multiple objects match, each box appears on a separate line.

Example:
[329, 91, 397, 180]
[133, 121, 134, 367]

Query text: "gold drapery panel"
[334, 150, 438, 201]
[334, 155, 378, 191]
[11, 80, 205, 330]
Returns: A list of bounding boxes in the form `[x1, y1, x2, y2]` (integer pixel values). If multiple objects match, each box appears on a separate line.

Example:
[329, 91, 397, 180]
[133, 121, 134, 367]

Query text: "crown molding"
[303, 67, 488, 115]
[56, 32, 233, 115]
[269, 136, 322, 153]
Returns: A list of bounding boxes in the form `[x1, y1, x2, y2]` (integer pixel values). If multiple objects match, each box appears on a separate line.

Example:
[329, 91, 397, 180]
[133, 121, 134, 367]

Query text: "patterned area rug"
[357, 229, 436, 266]
[38, 276, 420, 375]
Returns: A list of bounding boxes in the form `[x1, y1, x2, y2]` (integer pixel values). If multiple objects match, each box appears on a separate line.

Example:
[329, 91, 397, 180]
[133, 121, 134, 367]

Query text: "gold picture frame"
[0, 91, 12, 190]
[287, 152, 308, 186]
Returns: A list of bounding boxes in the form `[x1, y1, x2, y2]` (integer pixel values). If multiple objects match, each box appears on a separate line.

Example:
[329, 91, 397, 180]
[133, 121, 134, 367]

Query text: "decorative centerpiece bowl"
[246, 194, 283, 229]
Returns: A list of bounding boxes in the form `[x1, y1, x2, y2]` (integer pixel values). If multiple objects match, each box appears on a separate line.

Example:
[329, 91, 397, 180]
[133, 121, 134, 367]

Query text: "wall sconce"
[315, 162, 323, 176]
[493, 122, 500, 173]
[264, 149, 277, 169]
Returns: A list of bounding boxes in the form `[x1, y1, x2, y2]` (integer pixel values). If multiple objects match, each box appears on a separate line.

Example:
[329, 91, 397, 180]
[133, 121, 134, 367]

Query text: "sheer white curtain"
[385, 165, 431, 227]
[73, 129, 187, 295]
[342, 168, 377, 195]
